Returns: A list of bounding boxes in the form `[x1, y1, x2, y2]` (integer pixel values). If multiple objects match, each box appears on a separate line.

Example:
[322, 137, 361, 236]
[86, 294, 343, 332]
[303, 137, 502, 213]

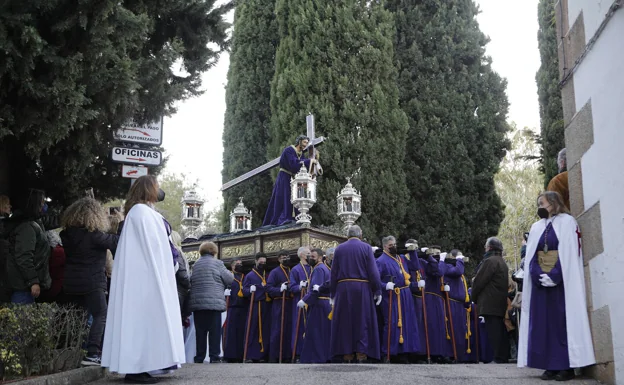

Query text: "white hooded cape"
[517, 213, 595, 368]
[102, 204, 185, 374]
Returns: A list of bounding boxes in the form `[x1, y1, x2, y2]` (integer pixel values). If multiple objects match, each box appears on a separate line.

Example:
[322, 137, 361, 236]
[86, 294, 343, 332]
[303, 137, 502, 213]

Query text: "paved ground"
[94, 363, 600, 385]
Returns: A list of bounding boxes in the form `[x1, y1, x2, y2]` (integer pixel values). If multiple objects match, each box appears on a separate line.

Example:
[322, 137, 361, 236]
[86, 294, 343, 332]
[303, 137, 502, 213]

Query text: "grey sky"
[162, 0, 541, 211]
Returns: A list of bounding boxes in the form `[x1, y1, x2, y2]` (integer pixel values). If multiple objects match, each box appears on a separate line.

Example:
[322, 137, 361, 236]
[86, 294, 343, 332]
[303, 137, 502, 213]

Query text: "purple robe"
[421, 256, 451, 357]
[262, 146, 311, 226]
[444, 260, 471, 361]
[223, 273, 248, 361]
[330, 238, 382, 360]
[376, 253, 421, 356]
[289, 263, 312, 356]
[266, 265, 293, 361]
[527, 223, 569, 371]
[300, 263, 332, 363]
[242, 269, 272, 361]
[406, 251, 427, 356]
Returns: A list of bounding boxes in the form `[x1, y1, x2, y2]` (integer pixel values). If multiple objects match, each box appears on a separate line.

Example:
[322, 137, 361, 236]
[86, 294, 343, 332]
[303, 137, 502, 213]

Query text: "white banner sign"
[111, 147, 162, 166]
[114, 118, 163, 146]
[121, 165, 149, 179]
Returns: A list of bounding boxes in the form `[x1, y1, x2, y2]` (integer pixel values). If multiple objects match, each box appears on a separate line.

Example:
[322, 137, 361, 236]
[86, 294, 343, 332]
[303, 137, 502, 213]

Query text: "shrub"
[0, 303, 89, 380]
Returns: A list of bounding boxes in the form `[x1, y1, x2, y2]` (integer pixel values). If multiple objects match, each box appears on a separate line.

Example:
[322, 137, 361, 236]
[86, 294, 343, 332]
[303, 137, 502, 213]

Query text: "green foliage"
[221, 0, 277, 229]
[0, 0, 232, 207]
[495, 125, 543, 268]
[0, 303, 88, 380]
[270, 0, 409, 243]
[536, 0, 565, 185]
[388, 0, 510, 258]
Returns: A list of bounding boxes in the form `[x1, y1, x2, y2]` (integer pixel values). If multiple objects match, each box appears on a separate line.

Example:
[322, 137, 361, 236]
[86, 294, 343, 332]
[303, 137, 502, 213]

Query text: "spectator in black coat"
[60, 198, 119, 366]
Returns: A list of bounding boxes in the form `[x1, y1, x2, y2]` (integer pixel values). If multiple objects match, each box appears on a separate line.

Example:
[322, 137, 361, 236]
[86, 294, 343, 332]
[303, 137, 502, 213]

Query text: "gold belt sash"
[537, 250, 559, 273]
[279, 168, 293, 176]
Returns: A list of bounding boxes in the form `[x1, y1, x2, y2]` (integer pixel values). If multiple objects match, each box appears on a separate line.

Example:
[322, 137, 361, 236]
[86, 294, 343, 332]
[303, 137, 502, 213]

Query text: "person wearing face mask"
[242, 252, 272, 363]
[443, 249, 472, 362]
[288, 246, 312, 361]
[517, 191, 594, 381]
[101, 176, 185, 384]
[266, 250, 294, 363]
[299, 248, 332, 363]
[375, 236, 421, 363]
[471, 237, 510, 365]
[223, 259, 248, 363]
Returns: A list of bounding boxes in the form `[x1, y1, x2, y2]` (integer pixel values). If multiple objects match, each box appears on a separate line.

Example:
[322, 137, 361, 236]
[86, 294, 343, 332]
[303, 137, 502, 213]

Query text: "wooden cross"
[221, 114, 325, 191]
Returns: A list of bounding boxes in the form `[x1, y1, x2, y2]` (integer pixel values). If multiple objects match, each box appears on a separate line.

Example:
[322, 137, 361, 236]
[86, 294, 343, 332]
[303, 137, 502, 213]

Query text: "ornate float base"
[181, 224, 346, 267]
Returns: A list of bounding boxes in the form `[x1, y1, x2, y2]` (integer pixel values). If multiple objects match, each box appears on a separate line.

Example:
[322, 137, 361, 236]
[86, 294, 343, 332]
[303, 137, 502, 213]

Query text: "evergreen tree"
[388, 0, 510, 257]
[270, 0, 409, 243]
[536, 0, 564, 185]
[221, 0, 278, 230]
[0, 0, 232, 205]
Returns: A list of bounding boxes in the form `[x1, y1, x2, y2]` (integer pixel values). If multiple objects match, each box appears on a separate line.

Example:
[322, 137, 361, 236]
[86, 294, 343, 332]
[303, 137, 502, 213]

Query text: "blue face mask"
[42, 203, 48, 213]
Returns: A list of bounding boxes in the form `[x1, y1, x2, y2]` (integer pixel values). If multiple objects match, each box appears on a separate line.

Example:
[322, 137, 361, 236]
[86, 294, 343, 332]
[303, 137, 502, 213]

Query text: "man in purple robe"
[443, 250, 472, 362]
[223, 259, 248, 363]
[262, 136, 316, 226]
[404, 239, 428, 363]
[376, 236, 421, 363]
[420, 247, 452, 363]
[242, 253, 272, 362]
[299, 248, 332, 363]
[289, 246, 312, 361]
[266, 250, 293, 363]
[330, 225, 382, 363]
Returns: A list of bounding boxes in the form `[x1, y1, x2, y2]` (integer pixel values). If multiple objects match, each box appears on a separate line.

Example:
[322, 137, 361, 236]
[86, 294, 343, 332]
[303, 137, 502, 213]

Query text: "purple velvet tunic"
[300, 263, 332, 363]
[444, 260, 471, 361]
[527, 223, 570, 371]
[406, 251, 427, 356]
[289, 263, 312, 356]
[376, 253, 422, 356]
[266, 265, 293, 361]
[420, 256, 451, 357]
[262, 146, 311, 226]
[242, 269, 272, 361]
[330, 238, 382, 360]
[223, 273, 248, 361]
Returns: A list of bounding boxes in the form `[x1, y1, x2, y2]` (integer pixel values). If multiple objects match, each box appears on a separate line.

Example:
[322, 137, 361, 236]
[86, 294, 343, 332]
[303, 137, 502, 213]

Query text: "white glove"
[421, 247, 429, 253]
[479, 316, 485, 324]
[406, 243, 418, 251]
[300, 280, 308, 288]
[280, 283, 288, 292]
[418, 280, 426, 288]
[443, 284, 450, 292]
[297, 299, 306, 309]
[385, 282, 395, 291]
[374, 294, 382, 306]
[250, 285, 257, 293]
[456, 255, 464, 261]
[440, 252, 447, 262]
[313, 284, 320, 292]
[539, 274, 557, 287]
[224, 289, 232, 296]
[329, 298, 334, 306]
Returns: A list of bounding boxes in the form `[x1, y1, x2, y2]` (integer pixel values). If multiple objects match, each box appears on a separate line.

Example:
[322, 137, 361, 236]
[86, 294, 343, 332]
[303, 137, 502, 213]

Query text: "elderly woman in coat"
[517, 191, 595, 381]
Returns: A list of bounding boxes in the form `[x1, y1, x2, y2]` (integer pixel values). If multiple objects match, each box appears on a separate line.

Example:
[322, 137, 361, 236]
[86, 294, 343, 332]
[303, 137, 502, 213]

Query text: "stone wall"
[555, 1, 623, 384]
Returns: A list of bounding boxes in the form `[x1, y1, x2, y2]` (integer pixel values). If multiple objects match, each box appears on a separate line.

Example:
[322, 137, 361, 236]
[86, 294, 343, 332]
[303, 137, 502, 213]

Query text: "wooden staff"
[291, 287, 306, 363]
[444, 284, 458, 362]
[243, 291, 255, 363]
[279, 291, 286, 363]
[420, 285, 431, 364]
[222, 296, 230, 348]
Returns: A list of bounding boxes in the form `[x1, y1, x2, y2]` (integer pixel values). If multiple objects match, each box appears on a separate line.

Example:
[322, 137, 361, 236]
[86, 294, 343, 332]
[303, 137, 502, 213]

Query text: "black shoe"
[541, 370, 557, 380]
[81, 354, 101, 367]
[125, 373, 159, 384]
[555, 370, 575, 382]
[210, 357, 224, 363]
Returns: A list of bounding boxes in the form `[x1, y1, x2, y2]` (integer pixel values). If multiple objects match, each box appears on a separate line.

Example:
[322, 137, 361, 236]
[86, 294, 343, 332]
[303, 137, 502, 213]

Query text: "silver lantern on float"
[229, 197, 252, 233]
[290, 165, 317, 225]
[337, 177, 361, 230]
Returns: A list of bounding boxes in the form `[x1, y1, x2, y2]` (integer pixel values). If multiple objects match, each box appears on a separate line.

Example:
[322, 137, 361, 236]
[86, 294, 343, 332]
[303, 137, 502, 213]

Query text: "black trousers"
[68, 290, 107, 355]
[194, 309, 222, 363]
[484, 315, 510, 363]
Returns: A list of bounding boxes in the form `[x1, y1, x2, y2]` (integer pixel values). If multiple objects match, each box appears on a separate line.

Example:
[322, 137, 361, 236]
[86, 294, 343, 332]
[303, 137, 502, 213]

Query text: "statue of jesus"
[262, 135, 317, 226]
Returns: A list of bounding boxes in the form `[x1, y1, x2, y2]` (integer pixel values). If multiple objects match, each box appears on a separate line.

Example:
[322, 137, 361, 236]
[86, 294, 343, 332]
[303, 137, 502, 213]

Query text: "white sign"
[121, 165, 149, 179]
[111, 147, 162, 166]
[114, 118, 163, 146]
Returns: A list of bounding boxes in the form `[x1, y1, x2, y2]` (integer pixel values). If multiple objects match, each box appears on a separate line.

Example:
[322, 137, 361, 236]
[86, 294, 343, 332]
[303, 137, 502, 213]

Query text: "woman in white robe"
[517, 191, 595, 381]
[102, 176, 185, 384]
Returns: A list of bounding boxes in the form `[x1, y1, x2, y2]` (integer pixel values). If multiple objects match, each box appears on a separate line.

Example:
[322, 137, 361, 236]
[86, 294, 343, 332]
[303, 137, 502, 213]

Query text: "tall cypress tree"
[388, 0, 510, 256]
[221, 0, 278, 229]
[270, 0, 409, 243]
[536, 0, 564, 185]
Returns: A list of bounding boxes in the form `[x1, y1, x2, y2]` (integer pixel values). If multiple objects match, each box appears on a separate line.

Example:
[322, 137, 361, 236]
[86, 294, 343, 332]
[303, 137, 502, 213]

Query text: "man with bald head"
[289, 246, 312, 362]
[330, 225, 382, 363]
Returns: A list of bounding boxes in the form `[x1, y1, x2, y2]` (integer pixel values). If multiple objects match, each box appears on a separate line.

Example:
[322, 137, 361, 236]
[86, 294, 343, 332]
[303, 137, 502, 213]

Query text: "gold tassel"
[399, 335, 404, 344]
[328, 308, 333, 320]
